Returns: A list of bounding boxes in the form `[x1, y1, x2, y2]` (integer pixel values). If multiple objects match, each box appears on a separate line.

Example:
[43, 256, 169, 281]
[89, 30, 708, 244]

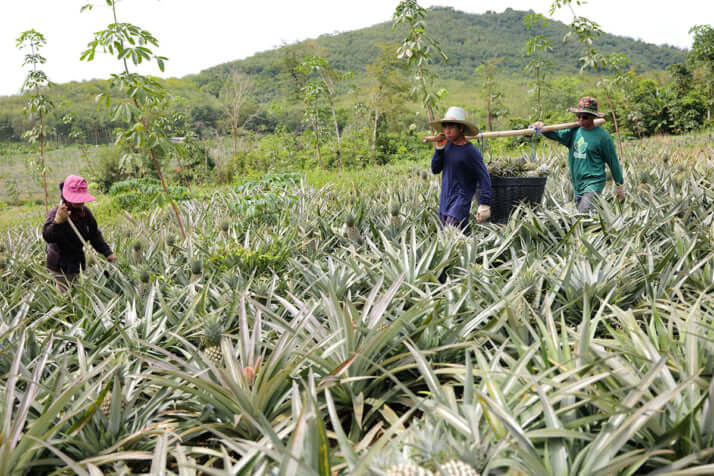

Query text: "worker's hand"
[54, 204, 70, 224]
[531, 121, 545, 133]
[434, 133, 447, 150]
[476, 205, 491, 223]
[106, 253, 118, 263]
[615, 184, 625, 201]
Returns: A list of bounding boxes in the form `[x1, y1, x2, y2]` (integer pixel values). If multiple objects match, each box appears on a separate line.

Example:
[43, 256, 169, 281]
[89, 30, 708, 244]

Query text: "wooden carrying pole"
[422, 118, 606, 142]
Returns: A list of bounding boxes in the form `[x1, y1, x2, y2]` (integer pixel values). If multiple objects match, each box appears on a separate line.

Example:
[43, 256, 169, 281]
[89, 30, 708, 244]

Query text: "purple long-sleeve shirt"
[43, 205, 112, 274]
[431, 142, 492, 220]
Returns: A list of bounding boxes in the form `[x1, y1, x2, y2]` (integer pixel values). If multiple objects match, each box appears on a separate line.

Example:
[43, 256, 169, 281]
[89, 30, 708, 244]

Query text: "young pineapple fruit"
[191, 259, 203, 280]
[439, 460, 480, 476]
[202, 318, 223, 364]
[390, 203, 401, 229]
[131, 240, 143, 262]
[99, 391, 126, 418]
[345, 214, 361, 243]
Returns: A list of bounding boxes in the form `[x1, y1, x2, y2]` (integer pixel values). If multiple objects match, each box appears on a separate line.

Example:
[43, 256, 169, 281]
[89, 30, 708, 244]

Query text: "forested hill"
[195, 7, 686, 85]
[0, 6, 688, 143]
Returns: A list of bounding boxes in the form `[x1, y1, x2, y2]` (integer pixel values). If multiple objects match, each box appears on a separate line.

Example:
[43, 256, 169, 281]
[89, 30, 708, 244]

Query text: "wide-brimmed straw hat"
[568, 96, 605, 118]
[61, 175, 96, 203]
[429, 106, 480, 136]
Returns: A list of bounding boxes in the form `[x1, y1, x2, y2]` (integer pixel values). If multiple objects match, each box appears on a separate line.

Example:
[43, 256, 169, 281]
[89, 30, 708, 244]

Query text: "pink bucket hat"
[61, 175, 96, 203]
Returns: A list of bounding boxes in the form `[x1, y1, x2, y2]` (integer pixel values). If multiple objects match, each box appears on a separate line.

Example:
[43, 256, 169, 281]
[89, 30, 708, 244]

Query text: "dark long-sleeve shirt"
[431, 142, 492, 220]
[43, 205, 112, 274]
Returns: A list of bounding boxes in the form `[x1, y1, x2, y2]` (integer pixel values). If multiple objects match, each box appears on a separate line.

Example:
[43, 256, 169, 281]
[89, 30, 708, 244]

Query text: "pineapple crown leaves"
[201, 316, 225, 347]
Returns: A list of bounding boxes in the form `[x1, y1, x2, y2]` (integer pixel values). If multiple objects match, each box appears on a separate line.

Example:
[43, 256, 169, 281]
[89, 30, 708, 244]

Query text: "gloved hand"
[615, 184, 625, 201]
[54, 204, 70, 224]
[476, 205, 491, 222]
[434, 133, 447, 150]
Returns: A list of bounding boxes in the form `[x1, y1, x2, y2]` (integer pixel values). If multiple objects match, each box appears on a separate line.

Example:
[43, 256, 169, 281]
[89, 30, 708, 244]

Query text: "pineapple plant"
[201, 318, 224, 364]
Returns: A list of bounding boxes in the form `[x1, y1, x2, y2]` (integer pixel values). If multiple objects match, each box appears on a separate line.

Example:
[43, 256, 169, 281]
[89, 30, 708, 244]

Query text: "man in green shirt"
[533, 96, 625, 213]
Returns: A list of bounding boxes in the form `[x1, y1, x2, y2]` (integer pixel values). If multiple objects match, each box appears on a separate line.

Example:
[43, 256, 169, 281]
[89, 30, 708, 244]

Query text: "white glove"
[477, 205, 491, 222]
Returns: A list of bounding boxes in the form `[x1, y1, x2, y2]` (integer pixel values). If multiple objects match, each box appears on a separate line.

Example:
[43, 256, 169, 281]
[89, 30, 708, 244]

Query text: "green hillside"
[0, 6, 689, 143]
[194, 7, 685, 86]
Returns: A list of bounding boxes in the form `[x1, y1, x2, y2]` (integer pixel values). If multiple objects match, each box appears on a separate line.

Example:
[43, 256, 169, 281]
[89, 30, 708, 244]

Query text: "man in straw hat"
[430, 106, 492, 229]
[42, 175, 117, 291]
[533, 96, 625, 213]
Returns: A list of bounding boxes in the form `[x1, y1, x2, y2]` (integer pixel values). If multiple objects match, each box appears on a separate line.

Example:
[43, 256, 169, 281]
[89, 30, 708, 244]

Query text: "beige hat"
[429, 106, 479, 136]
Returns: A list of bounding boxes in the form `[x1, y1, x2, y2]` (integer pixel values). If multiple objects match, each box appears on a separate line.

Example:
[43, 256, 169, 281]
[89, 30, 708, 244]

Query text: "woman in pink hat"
[42, 175, 117, 291]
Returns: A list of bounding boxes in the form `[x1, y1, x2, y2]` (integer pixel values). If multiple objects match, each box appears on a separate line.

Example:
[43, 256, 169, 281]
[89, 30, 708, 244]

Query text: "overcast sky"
[1, 0, 711, 97]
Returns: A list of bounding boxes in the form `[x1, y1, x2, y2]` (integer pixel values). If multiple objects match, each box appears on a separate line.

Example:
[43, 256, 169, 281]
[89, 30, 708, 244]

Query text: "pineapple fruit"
[202, 318, 223, 364]
[386, 460, 479, 476]
[345, 214, 361, 243]
[191, 259, 203, 280]
[391, 203, 401, 228]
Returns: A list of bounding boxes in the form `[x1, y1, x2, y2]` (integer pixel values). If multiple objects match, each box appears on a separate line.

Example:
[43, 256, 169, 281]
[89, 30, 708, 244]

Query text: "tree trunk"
[328, 96, 342, 168]
[232, 123, 238, 157]
[312, 121, 324, 170]
[371, 108, 379, 166]
[418, 63, 434, 123]
[151, 148, 186, 240]
[487, 95, 493, 131]
[40, 113, 48, 215]
[604, 89, 624, 161]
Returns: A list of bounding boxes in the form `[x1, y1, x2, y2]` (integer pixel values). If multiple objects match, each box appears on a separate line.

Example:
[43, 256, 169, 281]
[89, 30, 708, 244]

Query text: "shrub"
[92, 146, 129, 192]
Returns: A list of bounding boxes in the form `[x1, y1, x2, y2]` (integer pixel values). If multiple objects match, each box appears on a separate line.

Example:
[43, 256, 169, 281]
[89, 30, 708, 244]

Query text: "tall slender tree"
[366, 43, 409, 165]
[688, 25, 714, 121]
[220, 70, 259, 158]
[298, 55, 351, 168]
[80, 0, 185, 239]
[474, 57, 508, 132]
[393, 0, 448, 124]
[17, 29, 54, 213]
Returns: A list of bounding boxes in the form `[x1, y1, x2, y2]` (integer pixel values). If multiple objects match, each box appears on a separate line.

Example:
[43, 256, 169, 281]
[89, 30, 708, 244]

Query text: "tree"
[220, 70, 259, 158]
[365, 43, 410, 165]
[80, 0, 186, 239]
[596, 53, 629, 159]
[393, 0, 448, 124]
[17, 29, 54, 213]
[474, 57, 508, 132]
[688, 25, 714, 121]
[297, 55, 352, 168]
[523, 14, 554, 121]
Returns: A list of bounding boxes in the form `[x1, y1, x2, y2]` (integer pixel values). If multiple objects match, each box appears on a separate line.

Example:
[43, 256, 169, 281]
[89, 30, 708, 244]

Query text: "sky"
[1, 0, 712, 97]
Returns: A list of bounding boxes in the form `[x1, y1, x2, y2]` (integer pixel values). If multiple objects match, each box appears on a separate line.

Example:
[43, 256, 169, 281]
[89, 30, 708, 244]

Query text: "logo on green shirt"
[574, 135, 588, 159]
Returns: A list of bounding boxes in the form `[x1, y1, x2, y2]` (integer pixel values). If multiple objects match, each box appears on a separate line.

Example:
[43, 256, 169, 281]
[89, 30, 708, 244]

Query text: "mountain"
[0, 7, 688, 143]
[193, 7, 686, 87]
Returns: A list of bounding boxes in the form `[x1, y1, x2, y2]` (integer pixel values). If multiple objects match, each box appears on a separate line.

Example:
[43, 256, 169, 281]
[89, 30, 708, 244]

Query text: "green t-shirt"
[544, 126, 624, 195]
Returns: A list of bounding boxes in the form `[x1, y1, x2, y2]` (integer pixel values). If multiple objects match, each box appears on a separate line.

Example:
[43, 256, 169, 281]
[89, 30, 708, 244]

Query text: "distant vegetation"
[0, 6, 711, 206]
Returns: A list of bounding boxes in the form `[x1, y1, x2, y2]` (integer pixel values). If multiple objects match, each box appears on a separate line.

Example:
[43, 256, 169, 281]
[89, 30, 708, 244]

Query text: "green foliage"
[207, 239, 290, 276]
[108, 177, 192, 211]
[393, 0, 448, 122]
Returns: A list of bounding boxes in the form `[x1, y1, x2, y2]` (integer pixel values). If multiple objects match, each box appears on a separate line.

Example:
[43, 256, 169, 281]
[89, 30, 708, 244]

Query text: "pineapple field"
[2, 132, 714, 475]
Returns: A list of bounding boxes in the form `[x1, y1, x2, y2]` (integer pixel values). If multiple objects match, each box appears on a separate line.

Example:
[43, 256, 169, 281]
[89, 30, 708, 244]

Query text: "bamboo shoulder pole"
[422, 118, 606, 142]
